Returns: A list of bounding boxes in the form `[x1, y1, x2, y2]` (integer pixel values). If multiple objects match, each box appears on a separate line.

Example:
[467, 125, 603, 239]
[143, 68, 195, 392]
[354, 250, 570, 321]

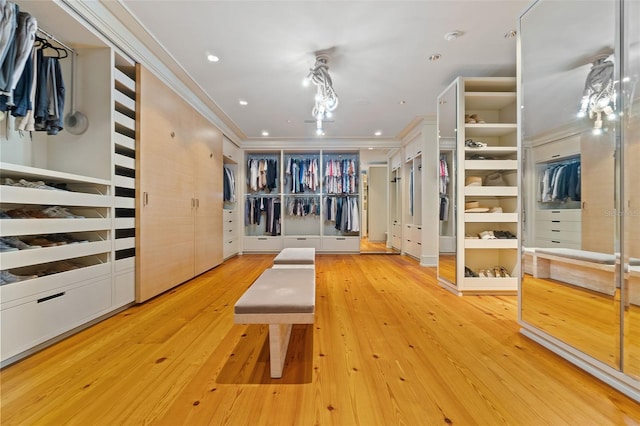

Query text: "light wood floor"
[2, 254, 640, 425]
[359, 237, 398, 254]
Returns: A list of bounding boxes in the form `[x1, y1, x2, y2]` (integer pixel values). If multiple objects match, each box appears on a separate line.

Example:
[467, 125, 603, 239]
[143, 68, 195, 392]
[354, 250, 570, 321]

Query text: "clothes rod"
[37, 28, 76, 54]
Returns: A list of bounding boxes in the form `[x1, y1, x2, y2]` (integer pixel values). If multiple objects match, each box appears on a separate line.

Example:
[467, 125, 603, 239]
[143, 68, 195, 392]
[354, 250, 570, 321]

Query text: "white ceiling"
[113, 1, 533, 142]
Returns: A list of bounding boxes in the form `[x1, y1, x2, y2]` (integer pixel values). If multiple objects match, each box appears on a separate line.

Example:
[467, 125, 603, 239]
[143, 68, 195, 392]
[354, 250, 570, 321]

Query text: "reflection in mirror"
[520, 0, 620, 368]
[623, 0, 640, 380]
[360, 150, 397, 254]
[438, 82, 457, 286]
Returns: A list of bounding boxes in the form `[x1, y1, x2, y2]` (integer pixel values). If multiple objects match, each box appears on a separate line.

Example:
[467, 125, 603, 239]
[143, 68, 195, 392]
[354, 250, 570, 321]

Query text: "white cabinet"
[437, 77, 519, 294]
[223, 209, 240, 259]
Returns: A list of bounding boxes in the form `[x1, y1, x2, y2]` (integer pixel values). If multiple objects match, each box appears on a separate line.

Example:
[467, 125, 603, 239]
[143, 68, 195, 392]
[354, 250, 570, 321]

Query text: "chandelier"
[304, 53, 338, 135]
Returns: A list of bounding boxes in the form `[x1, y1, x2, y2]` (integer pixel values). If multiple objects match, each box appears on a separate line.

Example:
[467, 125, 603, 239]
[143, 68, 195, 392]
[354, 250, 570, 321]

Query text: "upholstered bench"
[234, 268, 316, 378]
[534, 248, 617, 295]
[272, 247, 316, 269]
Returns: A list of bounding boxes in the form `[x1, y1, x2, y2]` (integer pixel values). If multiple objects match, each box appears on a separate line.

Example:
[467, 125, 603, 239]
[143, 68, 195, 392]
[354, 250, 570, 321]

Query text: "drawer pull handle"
[38, 292, 65, 303]
[258, 238, 268, 241]
[337, 237, 346, 240]
[552, 220, 560, 223]
[551, 210, 560, 213]
[297, 238, 307, 241]
[551, 230, 560, 232]
[551, 240, 561, 244]
[552, 154, 560, 158]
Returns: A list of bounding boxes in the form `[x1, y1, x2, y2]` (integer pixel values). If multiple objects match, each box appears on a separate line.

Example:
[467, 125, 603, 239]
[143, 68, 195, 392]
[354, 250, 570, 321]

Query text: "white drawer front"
[536, 209, 581, 221]
[284, 237, 322, 249]
[536, 228, 581, 242]
[243, 237, 283, 252]
[1, 277, 112, 361]
[321, 237, 360, 252]
[536, 220, 581, 232]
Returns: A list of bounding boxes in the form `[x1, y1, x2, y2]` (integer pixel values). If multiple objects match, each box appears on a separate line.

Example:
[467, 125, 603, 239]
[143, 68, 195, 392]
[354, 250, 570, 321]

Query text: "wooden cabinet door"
[581, 132, 615, 253]
[136, 66, 195, 302]
[191, 112, 223, 275]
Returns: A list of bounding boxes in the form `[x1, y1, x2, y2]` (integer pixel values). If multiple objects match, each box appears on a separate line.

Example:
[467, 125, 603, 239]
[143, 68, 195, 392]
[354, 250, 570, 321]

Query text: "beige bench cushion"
[273, 247, 316, 265]
[234, 268, 315, 315]
[536, 248, 616, 265]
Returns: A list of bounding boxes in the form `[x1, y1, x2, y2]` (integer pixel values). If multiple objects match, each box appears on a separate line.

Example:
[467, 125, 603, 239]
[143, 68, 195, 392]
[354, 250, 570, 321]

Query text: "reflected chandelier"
[577, 55, 616, 135]
[305, 53, 338, 135]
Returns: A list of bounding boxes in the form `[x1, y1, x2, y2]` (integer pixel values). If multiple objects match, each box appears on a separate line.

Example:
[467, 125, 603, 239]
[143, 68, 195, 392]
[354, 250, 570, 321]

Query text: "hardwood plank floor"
[1, 254, 639, 425]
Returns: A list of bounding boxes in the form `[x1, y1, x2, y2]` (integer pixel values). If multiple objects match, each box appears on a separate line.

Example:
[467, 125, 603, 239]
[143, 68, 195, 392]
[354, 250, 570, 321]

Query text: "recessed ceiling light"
[239, 99, 248, 106]
[504, 30, 517, 39]
[374, 131, 382, 136]
[444, 31, 464, 41]
[206, 53, 219, 62]
[368, 147, 374, 150]
[429, 53, 442, 61]
[399, 100, 406, 105]
[261, 130, 269, 136]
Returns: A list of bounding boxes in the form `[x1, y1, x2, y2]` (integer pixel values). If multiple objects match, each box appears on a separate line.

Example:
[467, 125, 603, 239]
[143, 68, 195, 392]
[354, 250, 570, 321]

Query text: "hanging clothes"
[286, 196, 319, 217]
[247, 157, 278, 193]
[325, 158, 358, 194]
[33, 47, 65, 134]
[286, 157, 319, 193]
[439, 155, 449, 195]
[440, 195, 449, 221]
[539, 160, 581, 203]
[325, 195, 359, 233]
[245, 196, 281, 236]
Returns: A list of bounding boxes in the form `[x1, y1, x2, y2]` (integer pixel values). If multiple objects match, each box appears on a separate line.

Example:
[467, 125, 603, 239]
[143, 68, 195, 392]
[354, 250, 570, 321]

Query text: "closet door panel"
[137, 66, 194, 302]
[192, 113, 223, 275]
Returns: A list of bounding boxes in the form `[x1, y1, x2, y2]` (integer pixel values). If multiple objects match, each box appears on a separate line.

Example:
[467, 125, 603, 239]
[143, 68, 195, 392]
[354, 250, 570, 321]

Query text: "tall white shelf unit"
[440, 77, 519, 294]
[0, 5, 137, 365]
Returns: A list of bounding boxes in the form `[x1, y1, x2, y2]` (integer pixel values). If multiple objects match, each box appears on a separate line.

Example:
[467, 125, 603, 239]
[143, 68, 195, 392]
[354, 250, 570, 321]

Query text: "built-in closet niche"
[222, 137, 240, 259]
[283, 151, 321, 248]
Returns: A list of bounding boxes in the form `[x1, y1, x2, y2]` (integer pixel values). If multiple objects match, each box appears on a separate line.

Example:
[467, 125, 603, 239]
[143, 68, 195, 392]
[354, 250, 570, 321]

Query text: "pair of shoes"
[464, 266, 477, 277]
[469, 154, 495, 160]
[478, 269, 495, 278]
[479, 231, 496, 239]
[465, 139, 487, 148]
[42, 206, 84, 219]
[45, 234, 88, 244]
[0, 236, 42, 250]
[3, 178, 60, 191]
[0, 210, 11, 219]
[465, 234, 479, 239]
[20, 236, 61, 248]
[0, 270, 38, 284]
[493, 230, 516, 239]
[465, 114, 486, 124]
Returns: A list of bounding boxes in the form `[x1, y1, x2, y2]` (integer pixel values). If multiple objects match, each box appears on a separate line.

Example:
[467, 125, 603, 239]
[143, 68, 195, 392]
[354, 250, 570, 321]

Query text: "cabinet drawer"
[411, 226, 422, 243]
[534, 238, 582, 249]
[223, 209, 235, 220]
[536, 220, 581, 232]
[283, 237, 321, 249]
[1, 277, 112, 361]
[321, 237, 359, 252]
[224, 224, 238, 237]
[536, 229, 581, 243]
[243, 236, 283, 252]
[536, 209, 581, 221]
[223, 138, 241, 162]
[223, 238, 239, 258]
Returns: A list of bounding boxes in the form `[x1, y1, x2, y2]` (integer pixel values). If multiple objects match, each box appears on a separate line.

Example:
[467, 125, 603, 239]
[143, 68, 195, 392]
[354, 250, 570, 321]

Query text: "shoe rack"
[438, 77, 519, 294]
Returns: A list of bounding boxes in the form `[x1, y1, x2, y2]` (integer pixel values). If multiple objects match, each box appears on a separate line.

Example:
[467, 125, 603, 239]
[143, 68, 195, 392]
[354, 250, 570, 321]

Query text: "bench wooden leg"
[534, 256, 550, 279]
[268, 323, 293, 378]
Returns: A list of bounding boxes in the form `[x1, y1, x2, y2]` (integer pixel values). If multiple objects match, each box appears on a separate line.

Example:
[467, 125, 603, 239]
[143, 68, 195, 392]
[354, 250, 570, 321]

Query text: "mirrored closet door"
[520, 0, 640, 399]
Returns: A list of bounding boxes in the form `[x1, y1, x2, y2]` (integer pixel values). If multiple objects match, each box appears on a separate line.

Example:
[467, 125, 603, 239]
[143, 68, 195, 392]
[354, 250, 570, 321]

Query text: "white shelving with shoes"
[437, 76, 519, 294]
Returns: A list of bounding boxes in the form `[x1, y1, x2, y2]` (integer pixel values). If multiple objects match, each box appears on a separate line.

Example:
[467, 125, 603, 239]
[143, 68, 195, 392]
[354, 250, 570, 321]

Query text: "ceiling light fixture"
[304, 52, 338, 136]
[429, 53, 442, 61]
[577, 55, 616, 135]
[261, 130, 269, 137]
[374, 130, 382, 136]
[444, 31, 464, 41]
[206, 53, 219, 62]
[238, 99, 248, 106]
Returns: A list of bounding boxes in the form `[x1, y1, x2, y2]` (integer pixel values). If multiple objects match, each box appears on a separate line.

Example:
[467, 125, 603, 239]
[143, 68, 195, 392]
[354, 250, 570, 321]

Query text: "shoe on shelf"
[500, 266, 511, 278]
[464, 266, 477, 277]
[19, 236, 59, 247]
[17, 179, 59, 190]
[469, 114, 486, 124]
[42, 206, 85, 219]
[465, 114, 476, 124]
[504, 231, 516, 239]
[479, 230, 496, 240]
[0, 236, 42, 250]
[0, 210, 11, 219]
[0, 270, 38, 284]
[464, 139, 487, 148]
[0, 241, 19, 252]
[489, 206, 503, 213]
[485, 268, 495, 278]
[465, 234, 479, 239]
[478, 269, 488, 278]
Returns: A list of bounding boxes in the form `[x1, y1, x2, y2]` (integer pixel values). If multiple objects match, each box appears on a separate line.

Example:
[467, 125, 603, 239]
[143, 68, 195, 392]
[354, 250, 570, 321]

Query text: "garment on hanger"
[223, 166, 236, 203]
[325, 195, 359, 232]
[286, 196, 318, 217]
[286, 157, 319, 193]
[325, 158, 358, 194]
[247, 158, 278, 193]
[439, 156, 449, 195]
[245, 196, 281, 235]
[440, 195, 449, 221]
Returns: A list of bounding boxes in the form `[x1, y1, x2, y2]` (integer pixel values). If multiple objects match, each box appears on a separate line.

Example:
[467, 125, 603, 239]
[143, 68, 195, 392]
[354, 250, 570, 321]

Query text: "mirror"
[623, 0, 640, 379]
[520, 0, 620, 368]
[360, 149, 397, 254]
[438, 82, 458, 286]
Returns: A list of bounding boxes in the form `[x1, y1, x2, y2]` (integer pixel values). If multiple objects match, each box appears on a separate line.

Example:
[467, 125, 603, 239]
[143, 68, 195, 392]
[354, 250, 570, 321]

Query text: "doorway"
[360, 164, 396, 253]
